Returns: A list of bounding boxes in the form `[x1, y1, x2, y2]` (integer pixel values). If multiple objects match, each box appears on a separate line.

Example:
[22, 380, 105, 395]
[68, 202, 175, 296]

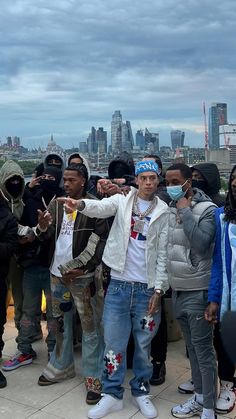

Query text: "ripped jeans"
[102, 278, 161, 399]
[44, 274, 104, 383]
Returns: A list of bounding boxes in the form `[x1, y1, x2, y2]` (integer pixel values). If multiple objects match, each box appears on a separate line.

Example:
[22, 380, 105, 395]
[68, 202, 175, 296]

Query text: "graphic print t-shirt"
[111, 197, 154, 283]
[50, 210, 77, 277]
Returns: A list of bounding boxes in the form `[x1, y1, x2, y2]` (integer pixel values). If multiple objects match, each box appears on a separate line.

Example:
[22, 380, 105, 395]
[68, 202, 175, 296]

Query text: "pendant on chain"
[133, 219, 145, 233]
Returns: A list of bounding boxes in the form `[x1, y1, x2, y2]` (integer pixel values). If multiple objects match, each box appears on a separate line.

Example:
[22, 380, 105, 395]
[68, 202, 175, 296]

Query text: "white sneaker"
[133, 395, 157, 418]
[215, 380, 235, 414]
[171, 395, 203, 418]
[178, 379, 195, 394]
[87, 394, 123, 419]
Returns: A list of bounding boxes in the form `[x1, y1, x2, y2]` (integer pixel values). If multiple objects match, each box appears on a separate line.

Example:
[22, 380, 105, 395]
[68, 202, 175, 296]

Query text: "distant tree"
[220, 177, 228, 192]
[0, 159, 39, 176]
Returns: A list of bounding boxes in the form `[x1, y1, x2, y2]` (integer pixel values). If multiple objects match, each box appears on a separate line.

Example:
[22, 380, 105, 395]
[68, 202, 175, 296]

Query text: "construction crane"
[203, 102, 209, 150]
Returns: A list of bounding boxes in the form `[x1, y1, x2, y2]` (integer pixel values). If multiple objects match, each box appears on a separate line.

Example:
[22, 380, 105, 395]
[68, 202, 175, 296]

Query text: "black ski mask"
[191, 179, 208, 193]
[5, 176, 23, 199]
[40, 167, 62, 201]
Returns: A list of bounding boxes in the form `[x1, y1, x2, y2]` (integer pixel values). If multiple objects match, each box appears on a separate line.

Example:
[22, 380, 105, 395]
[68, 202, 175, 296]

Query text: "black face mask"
[40, 179, 59, 196]
[192, 179, 208, 192]
[6, 182, 22, 198]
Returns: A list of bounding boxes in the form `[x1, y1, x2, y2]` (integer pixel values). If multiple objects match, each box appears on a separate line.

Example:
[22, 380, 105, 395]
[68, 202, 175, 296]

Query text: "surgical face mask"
[166, 180, 188, 201]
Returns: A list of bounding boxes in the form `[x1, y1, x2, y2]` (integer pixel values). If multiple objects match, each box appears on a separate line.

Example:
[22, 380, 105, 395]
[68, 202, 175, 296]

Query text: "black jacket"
[18, 187, 64, 268]
[0, 200, 18, 277]
[37, 192, 109, 272]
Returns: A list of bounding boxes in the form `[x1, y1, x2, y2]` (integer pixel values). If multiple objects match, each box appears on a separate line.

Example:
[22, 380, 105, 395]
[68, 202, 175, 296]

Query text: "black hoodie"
[108, 153, 135, 186]
[191, 163, 225, 207]
[0, 198, 18, 277]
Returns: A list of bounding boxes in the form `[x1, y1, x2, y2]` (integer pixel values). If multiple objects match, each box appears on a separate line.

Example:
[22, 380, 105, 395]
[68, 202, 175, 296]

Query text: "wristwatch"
[77, 200, 85, 211]
[155, 289, 164, 296]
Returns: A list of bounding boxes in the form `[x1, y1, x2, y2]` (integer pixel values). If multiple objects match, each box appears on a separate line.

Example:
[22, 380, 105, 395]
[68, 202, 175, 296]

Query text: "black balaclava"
[41, 166, 62, 201]
[191, 178, 208, 192]
[5, 175, 23, 199]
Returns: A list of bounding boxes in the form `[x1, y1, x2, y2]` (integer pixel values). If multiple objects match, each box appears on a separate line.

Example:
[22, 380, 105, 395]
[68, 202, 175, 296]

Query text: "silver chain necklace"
[132, 192, 156, 233]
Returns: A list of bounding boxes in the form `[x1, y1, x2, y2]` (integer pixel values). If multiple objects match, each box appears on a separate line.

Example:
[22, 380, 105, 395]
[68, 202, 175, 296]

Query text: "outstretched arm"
[58, 194, 121, 218]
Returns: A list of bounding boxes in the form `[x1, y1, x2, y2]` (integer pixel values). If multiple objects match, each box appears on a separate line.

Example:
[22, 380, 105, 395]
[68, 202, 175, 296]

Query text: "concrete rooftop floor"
[0, 308, 234, 419]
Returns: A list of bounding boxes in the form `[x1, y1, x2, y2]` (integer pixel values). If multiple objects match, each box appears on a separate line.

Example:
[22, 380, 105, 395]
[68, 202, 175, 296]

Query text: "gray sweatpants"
[173, 290, 217, 409]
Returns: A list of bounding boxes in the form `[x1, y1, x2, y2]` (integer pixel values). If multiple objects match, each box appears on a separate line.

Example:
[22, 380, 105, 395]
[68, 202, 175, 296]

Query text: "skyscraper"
[111, 110, 122, 155]
[170, 130, 185, 150]
[87, 126, 97, 154]
[136, 130, 145, 150]
[122, 121, 134, 152]
[208, 103, 228, 149]
[96, 127, 107, 154]
[144, 129, 159, 152]
[87, 127, 107, 155]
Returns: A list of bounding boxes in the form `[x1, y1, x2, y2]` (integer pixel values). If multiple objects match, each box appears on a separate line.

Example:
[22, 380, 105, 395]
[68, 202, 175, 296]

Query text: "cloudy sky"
[1, 0, 236, 149]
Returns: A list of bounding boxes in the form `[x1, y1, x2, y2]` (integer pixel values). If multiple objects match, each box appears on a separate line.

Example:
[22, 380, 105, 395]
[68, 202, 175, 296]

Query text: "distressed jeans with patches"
[43, 274, 104, 382]
[102, 278, 161, 400]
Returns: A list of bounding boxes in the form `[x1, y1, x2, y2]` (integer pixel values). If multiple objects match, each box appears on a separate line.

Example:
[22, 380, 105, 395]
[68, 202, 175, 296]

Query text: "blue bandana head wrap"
[135, 160, 159, 176]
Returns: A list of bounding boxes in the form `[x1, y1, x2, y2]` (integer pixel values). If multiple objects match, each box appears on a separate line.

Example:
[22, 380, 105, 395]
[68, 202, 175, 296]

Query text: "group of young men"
[0, 152, 235, 419]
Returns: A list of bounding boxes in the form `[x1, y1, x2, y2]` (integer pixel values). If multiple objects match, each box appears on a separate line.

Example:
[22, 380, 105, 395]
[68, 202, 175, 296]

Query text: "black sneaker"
[0, 371, 7, 388]
[86, 391, 102, 405]
[149, 361, 166, 386]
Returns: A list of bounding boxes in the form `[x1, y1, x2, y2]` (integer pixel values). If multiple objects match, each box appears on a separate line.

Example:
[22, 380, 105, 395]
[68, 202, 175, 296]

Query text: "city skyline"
[1, 1, 236, 149]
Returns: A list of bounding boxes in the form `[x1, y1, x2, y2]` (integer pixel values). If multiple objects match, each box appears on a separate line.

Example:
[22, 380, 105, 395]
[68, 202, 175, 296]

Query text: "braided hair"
[224, 164, 236, 223]
[65, 163, 88, 197]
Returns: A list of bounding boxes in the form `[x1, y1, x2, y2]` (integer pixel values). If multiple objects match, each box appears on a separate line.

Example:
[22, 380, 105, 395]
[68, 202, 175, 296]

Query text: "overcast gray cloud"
[0, 0, 236, 148]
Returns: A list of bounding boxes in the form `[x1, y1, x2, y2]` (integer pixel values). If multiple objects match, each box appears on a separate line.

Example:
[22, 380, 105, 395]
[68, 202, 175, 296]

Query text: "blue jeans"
[102, 279, 161, 400]
[18, 265, 55, 354]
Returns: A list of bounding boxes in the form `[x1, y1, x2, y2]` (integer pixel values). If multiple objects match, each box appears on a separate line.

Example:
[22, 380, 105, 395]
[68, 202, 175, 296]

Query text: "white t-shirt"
[50, 210, 77, 277]
[111, 197, 154, 283]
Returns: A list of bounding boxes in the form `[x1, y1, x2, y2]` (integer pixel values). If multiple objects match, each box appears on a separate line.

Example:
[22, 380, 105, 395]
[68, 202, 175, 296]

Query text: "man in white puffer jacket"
[58, 160, 169, 419]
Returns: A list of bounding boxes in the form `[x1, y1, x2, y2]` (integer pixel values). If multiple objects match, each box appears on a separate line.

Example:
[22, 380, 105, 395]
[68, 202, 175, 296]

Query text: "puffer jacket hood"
[67, 153, 91, 178]
[192, 187, 213, 204]
[0, 160, 25, 220]
[191, 163, 221, 195]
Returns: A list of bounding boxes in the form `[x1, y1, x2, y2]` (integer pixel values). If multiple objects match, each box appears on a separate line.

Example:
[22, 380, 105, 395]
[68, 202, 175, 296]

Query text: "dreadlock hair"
[224, 164, 236, 223]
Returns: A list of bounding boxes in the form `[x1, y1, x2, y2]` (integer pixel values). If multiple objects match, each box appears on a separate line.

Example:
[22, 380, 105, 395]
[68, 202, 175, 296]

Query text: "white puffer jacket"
[80, 187, 169, 292]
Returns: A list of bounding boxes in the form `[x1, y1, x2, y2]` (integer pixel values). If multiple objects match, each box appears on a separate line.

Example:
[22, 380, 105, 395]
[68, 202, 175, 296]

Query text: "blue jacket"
[208, 206, 235, 319]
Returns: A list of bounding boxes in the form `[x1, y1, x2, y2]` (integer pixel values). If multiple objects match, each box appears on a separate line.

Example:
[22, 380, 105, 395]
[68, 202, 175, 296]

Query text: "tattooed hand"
[148, 293, 161, 316]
